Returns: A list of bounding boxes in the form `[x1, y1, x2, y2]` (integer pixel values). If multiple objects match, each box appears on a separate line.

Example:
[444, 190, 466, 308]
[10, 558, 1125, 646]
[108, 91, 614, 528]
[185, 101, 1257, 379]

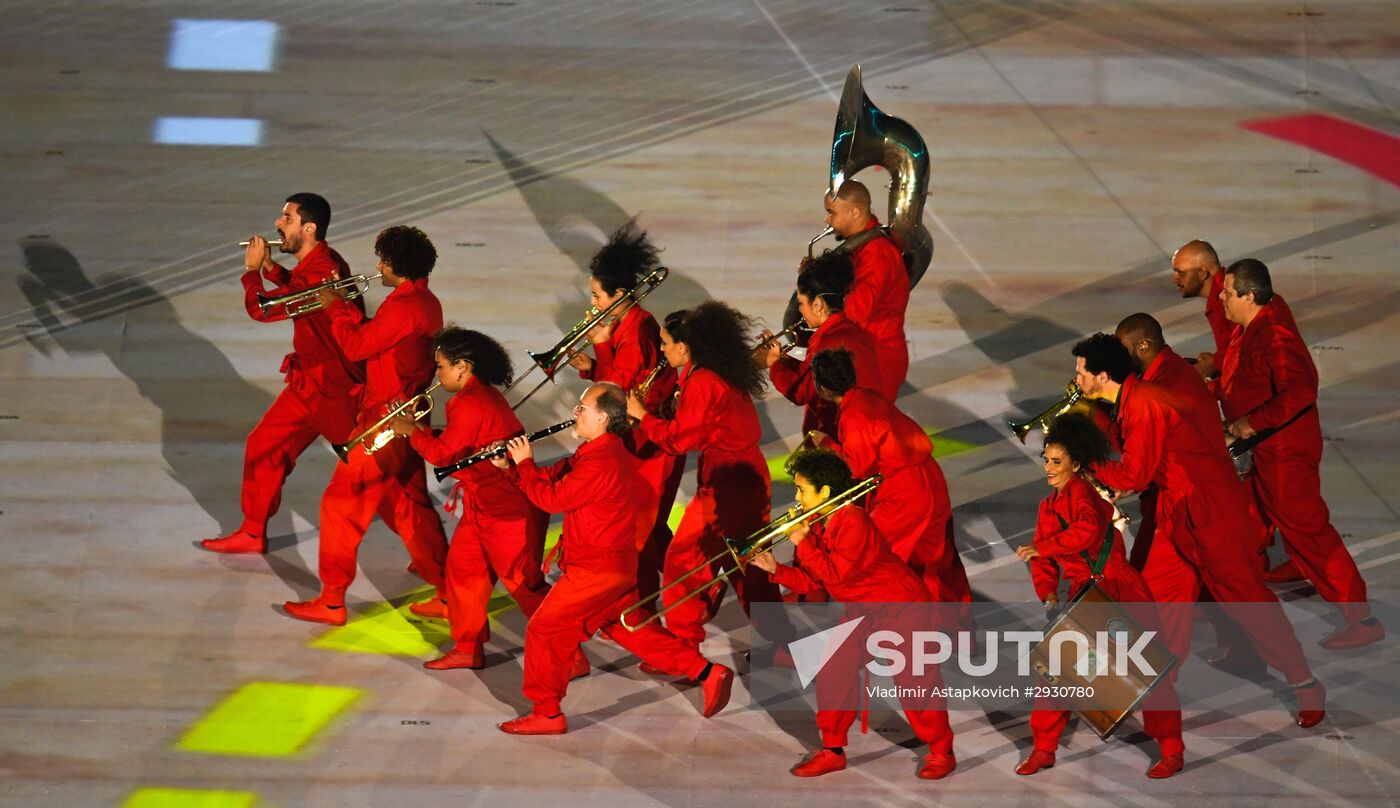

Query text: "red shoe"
[283, 596, 346, 626]
[408, 597, 448, 620]
[199, 530, 266, 554]
[1319, 620, 1384, 650]
[700, 664, 734, 718]
[1293, 680, 1326, 728]
[1265, 559, 1304, 584]
[498, 712, 567, 735]
[424, 645, 484, 670]
[917, 753, 957, 780]
[791, 749, 846, 777]
[571, 653, 591, 681]
[1015, 750, 1056, 775]
[1146, 753, 1184, 779]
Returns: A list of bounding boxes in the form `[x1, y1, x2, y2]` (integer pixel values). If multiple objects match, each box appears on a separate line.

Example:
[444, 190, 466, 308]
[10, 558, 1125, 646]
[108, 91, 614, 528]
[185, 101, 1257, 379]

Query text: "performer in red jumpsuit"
[1219, 260, 1382, 650]
[761, 251, 884, 437]
[625, 302, 780, 650]
[1013, 412, 1184, 778]
[389, 327, 551, 668]
[807, 348, 969, 611]
[750, 449, 956, 780]
[1169, 239, 1233, 379]
[821, 180, 909, 398]
[1071, 333, 1325, 727]
[281, 226, 449, 626]
[568, 223, 682, 608]
[201, 193, 364, 554]
[493, 383, 734, 735]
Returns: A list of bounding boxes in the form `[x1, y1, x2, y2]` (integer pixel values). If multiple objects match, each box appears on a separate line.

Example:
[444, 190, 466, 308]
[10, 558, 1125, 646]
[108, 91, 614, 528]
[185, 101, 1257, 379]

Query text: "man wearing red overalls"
[821, 180, 909, 399]
[492, 383, 734, 735]
[281, 226, 449, 626]
[1169, 239, 1233, 381]
[201, 193, 364, 554]
[1072, 333, 1326, 727]
[1219, 260, 1383, 650]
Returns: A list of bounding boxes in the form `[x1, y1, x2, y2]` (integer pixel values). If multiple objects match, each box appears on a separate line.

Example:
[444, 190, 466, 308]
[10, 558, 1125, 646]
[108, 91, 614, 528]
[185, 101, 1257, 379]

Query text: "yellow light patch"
[122, 788, 258, 808]
[927, 430, 978, 458]
[310, 590, 452, 656]
[176, 682, 361, 758]
[665, 502, 686, 531]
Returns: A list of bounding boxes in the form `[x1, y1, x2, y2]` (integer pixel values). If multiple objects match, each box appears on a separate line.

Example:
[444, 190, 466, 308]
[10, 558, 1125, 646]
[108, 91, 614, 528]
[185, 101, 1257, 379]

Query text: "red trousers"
[523, 560, 709, 716]
[317, 428, 447, 603]
[1251, 446, 1370, 622]
[1030, 698, 1182, 756]
[240, 384, 358, 537]
[872, 338, 908, 401]
[1141, 502, 1312, 684]
[633, 444, 686, 611]
[875, 462, 971, 610]
[445, 503, 550, 650]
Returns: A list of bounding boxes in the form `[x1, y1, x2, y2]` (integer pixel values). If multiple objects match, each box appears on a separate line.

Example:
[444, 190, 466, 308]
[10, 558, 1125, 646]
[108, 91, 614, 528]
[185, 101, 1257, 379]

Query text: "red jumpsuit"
[845, 218, 909, 400]
[316, 278, 449, 604]
[769, 507, 954, 753]
[511, 432, 712, 717]
[818, 387, 970, 607]
[1204, 270, 1234, 359]
[637, 365, 778, 647]
[237, 242, 364, 538]
[408, 377, 549, 653]
[1026, 476, 1183, 756]
[576, 304, 683, 608]
[1219, 299, 1370, 624]
[1091, 375, 1313, 684]
[770, 311, 884, 436]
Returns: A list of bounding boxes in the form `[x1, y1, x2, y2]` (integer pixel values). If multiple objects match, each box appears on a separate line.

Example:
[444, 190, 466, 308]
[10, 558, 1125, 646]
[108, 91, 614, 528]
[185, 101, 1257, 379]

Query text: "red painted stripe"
[1242, 113, 1400, 188]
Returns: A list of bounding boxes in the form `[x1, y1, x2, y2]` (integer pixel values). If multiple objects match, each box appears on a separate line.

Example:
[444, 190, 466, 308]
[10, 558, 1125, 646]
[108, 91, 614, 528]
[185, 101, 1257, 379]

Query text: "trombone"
[433, 418, 576, 482]
[506, 267, 669, 409]
[618, 475, 883, 632]
[257, 273, 382, 319]
[1007, 382, 1083, 444]
[333, 380, 440, 463]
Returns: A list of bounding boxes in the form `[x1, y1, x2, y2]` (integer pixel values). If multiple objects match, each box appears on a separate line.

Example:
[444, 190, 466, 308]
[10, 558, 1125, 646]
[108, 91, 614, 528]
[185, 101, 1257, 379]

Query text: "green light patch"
[176, 682, 361, 758]
[927, 430, 978, 459]
[122, 788, 259, 808]
[309, 590, 452, 656]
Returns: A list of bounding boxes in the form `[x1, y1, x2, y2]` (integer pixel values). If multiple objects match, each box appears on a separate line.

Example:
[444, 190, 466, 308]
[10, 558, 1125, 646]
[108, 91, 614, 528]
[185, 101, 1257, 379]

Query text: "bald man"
[1170, 240, 1233, 380]
[820, 180, 909, 399]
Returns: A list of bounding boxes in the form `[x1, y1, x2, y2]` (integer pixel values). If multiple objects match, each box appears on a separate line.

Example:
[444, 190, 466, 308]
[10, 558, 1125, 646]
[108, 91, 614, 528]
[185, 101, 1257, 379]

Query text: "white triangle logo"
[790, 616, 866, 689]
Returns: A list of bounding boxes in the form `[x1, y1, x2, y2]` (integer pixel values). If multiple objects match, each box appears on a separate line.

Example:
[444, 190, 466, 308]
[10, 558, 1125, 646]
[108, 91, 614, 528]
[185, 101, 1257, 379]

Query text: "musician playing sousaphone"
[1013, 412, 1184, 779]
[281, 225, 449, 626]
[200, 192, 365, 555]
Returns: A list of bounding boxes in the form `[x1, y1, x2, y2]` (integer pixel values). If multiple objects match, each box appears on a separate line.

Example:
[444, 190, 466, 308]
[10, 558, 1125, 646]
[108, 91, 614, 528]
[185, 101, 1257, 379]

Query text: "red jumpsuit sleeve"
[324, 297, 416, 362]
[1246, 324, 1317, 432]
[844, 265, 878, 329]
[1091, 397, 1164, 494]
[239, 261, 302, 322]
[790, 521, 864, 589]
[408, 401, 483, 467]
[1033, 483, 1109, 558]
[831, 409, 879, 479]
[769, 354, 815, 406]
[515, 456, 596, 515]
[637, 374, 715, 455]
[770, 561, 823, 594]
[1027, 498, 1065, 601]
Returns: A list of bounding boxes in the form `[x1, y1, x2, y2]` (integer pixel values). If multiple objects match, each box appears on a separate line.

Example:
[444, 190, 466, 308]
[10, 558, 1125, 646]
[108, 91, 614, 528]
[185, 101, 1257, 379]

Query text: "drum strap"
[1054, 514, 1115, 580]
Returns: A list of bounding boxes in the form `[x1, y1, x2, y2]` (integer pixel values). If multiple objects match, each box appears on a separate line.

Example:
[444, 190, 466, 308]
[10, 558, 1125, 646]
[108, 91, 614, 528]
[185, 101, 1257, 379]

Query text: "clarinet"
[433, 419, 576, 482]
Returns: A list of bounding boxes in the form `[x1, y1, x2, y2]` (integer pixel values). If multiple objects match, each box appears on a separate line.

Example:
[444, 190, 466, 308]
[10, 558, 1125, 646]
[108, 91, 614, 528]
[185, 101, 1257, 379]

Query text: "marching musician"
[388, 327, 552, 670]
[492, 383, 734, 735]
[566, 222, 683, 608]
[807, 348, 970, 611]
[760, 251, 883, 437]
[201, 193, 364, 555]
[1169, 239, 1233, 380]
[281, 226, 449, 626]
[1070, 333, 1326, 727]
[819, 180, 909, 398]
[624, 302, 779, 653]
[749, 449, 956, 780]
[1012, 412, 1184, 778]
[1219, 260, 1382, 649]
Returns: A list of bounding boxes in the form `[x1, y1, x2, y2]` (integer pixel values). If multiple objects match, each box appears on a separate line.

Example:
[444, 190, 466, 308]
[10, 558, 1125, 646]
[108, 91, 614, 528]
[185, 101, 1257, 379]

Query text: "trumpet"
[1008, 382, 1083, 444]
[754, 321, 810, 356]
[257, 272, 382, 319]
[238, 238, 284, 247]
[618, 475, 883, 631]
[506, 267, 669, 409]
[333, 380, 440, 463]
[433, 419, 576, 482]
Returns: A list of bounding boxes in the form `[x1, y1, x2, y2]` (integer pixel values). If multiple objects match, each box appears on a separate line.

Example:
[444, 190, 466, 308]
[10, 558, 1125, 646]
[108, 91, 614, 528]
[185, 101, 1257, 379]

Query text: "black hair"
[434, 326, 513, 387]
[590, 219, 660, 296]
[1071, 332, 1134, 384]
[375, 225, 437, 280]
[811, 348, 857, 395]
[1043, 411, 1111, 469]
[663, 301, 767, 398]
[1225, 258, 1274, 305]
[285, 192, 331, 240]
[796, 250, 855, 312]
[787, 448, 855, 495]
[592, 382, 631, 435]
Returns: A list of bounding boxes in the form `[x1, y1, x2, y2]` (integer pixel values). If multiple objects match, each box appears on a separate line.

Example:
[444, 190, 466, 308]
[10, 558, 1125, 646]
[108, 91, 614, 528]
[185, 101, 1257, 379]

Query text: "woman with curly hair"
[389, 327, 556, 673]
[1013, 411, 1184, 779]
[626, 301, 779, 652]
